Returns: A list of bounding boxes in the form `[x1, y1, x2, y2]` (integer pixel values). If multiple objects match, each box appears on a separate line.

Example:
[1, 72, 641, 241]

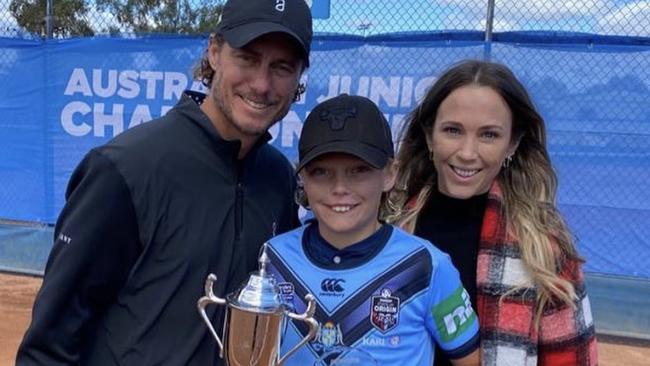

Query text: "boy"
[266, 94, 480, 365]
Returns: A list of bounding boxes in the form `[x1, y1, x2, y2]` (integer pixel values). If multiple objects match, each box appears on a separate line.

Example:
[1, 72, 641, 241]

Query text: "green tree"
[9, 0, 94, 38]
[9, 0, 222, 38]
[95, 0, 223, 35]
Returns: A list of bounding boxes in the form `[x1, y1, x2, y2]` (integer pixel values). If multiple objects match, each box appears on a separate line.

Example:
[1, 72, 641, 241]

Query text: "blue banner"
[310, 0, 330, 19]
[0, 34, 649, 278]
[0, 38, 48, 222]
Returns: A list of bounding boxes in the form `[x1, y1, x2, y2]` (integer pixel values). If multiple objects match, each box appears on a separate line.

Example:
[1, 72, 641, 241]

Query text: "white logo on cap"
[275, 0, 285, 12]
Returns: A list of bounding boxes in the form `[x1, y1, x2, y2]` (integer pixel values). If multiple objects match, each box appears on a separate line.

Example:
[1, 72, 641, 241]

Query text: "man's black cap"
[216, 0, 313, 66]
[297, 94, 395, 172]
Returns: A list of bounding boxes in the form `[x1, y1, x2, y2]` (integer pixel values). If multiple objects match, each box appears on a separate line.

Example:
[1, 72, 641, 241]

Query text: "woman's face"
[427, 85, 517, 199]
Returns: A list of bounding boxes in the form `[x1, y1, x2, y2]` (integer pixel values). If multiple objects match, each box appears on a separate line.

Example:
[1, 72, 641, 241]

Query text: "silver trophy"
[198, 244, 319, 366]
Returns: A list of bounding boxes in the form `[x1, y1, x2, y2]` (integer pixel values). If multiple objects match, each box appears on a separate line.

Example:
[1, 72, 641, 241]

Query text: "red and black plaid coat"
[477, 182, 598, 365]
[406, 181, 598, 365]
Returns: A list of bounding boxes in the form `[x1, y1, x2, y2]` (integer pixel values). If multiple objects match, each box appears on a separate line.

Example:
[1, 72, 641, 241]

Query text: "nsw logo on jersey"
[370, 288, 400, 333]
[431, 286, 476, 342]
[314, 321, 344, 349]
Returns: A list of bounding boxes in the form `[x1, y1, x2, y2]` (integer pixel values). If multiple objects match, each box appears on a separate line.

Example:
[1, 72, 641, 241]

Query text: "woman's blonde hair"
[387, 60, 583, 322]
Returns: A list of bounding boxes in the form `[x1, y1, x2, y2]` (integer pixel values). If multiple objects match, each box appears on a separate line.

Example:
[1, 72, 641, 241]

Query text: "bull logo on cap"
[319, 106, 357, 130]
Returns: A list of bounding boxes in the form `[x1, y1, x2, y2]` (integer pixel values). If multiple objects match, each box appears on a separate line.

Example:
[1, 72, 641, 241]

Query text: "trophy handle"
[277, 294, 319, 366]
[197, 273, 227, 358]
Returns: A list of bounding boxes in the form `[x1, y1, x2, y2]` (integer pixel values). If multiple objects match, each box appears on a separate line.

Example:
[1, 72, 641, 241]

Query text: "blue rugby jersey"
[266, 224, 479, 366]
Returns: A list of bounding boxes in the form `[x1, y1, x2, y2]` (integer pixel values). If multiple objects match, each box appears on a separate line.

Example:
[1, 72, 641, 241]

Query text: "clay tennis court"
[1, 272, 648, 365]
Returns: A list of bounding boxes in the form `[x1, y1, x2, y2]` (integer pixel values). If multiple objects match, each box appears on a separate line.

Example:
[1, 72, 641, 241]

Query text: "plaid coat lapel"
[476, 182, 540, 365]
[476, 181, 597, 365]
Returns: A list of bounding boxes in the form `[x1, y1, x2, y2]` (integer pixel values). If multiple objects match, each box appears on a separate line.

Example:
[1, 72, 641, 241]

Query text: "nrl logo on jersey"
[431, 286, 477, 342]
[370, 288, 400, 333]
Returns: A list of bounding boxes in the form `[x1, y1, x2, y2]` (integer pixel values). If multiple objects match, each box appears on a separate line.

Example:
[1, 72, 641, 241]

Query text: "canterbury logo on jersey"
[431, 287, 477, 342]
[321, 278, 345, 293]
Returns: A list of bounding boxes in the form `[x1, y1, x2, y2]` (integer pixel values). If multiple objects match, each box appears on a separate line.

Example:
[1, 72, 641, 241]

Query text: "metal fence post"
[484, 0, 496, 61]
[45, 0, 54, 39]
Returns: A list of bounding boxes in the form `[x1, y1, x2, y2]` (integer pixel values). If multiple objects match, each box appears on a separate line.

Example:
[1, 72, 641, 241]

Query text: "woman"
[388, 60, 597, 365]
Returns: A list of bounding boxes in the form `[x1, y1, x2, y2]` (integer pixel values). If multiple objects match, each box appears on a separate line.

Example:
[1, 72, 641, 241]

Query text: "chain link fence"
[1, 0, 223, 38]
[2, 1, 649, 38]
[0, 1, 649, 277]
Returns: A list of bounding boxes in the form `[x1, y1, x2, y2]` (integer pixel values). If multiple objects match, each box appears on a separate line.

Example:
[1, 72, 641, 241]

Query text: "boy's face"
[300, 152, 396, 248]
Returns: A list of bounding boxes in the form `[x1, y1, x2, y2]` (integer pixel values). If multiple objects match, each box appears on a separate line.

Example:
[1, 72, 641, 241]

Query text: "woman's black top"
[414, 189, 487, 366]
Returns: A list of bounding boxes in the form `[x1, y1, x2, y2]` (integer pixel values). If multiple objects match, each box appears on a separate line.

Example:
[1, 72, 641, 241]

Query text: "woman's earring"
[502, 154, 513, 168]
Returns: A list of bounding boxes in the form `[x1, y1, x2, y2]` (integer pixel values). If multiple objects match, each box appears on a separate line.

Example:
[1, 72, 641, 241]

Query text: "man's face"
[206, 33, 303, 141]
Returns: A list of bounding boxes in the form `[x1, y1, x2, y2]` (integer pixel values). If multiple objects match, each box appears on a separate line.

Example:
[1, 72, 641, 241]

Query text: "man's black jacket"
[17, 92, 299, 365]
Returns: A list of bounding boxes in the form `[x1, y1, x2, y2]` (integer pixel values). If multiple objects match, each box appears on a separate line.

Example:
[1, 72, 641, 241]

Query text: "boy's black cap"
[216, 0, 313, 66]
[297, 94, 394, 172]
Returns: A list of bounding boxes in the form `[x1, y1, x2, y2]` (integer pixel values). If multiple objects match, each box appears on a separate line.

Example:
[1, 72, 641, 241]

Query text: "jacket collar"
[175, 90, 273, 157]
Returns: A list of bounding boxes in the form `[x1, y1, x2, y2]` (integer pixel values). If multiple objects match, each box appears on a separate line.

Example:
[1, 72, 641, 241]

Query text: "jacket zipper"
[235, 163, 243, 241]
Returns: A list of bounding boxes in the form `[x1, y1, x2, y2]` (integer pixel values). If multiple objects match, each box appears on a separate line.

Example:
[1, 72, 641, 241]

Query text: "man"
[17, 0, 312, 364]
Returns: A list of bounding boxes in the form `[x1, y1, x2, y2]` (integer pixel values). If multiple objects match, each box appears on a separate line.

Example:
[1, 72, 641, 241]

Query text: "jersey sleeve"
[16, 149, 142, 365]
[426, 251, 480, 360]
